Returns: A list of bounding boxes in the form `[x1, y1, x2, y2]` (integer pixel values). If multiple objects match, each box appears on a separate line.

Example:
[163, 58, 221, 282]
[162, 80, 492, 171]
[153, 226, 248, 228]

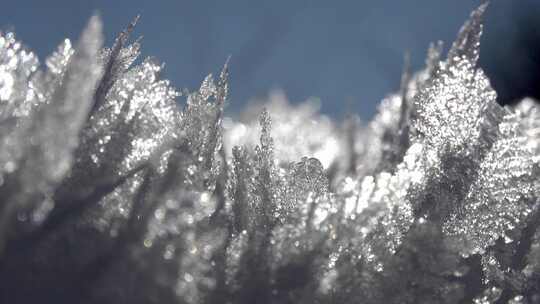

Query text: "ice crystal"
[0, 3, 539, 304]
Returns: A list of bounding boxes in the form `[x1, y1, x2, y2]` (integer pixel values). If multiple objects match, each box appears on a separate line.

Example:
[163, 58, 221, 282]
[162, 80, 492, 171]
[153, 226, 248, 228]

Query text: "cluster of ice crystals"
[0, 32, 39, 178]
[407, 3, 538, 258]
[413, 57, 497, 153]
[0, 32, 39, 107]
[443, 111, 538, 255]
[0, 3, 540, 304]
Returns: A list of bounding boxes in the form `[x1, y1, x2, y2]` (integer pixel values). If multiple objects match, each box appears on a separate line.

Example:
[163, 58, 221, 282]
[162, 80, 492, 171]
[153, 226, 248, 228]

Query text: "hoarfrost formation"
[0, 4, 539, 304]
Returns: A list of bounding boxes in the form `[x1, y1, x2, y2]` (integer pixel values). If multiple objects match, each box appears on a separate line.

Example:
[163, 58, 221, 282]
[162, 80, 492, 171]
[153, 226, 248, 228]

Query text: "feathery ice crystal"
[0, 4, 539, 304]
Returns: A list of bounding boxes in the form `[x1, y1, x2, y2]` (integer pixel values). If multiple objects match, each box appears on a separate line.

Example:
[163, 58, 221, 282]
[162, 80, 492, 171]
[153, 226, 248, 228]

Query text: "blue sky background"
[1, 1, 539, 119]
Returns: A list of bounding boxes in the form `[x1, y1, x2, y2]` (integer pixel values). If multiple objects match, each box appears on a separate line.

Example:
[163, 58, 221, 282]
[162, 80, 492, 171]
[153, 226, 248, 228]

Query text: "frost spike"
[217, 56, 230, 104]
[202, 60, 230, 173]
[447, 2, 488, 65]
[39, 14, 103, 182]
[426, 41, 443, 77]
[231, 146, 252, 232]
[90, 15, 140, 118]
[258, 108, 274, 162]
[397, 52, 411, 151]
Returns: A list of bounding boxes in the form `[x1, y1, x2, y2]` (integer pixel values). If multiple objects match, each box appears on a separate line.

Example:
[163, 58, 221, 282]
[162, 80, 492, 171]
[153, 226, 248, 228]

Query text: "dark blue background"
[1, 1, 539, 119]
